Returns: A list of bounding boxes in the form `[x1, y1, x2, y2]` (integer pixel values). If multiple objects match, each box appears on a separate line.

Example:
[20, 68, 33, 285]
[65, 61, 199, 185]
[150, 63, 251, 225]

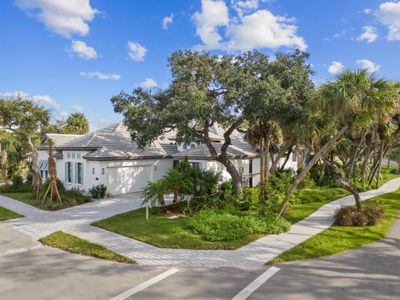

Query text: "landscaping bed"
[0, 206, 23, 221]
[268, 189, 400, 264]
[0, 181, 91, 211]
[40, 231, 134, 264]
[93, 207, 267, 250]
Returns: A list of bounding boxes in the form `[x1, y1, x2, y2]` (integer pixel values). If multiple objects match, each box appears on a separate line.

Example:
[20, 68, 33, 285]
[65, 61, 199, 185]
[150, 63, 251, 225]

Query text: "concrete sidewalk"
[1, 177, 400, 267]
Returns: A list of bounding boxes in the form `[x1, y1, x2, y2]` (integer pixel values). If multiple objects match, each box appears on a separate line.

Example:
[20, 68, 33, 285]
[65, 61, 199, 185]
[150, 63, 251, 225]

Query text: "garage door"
[106, 165, 152, 195]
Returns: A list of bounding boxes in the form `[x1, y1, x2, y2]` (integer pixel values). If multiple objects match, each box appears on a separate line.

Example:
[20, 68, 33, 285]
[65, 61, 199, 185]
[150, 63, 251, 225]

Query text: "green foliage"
[294, 187, 348, 204]
[188, 210, 291, 242]
[40, 178, 66, 196]
[89, 184, 108, 199]
[62, 113, 89, 134]
[11, 174, 23, 187]
[0, 183, 32, 193]
[143, 180, 168, 206]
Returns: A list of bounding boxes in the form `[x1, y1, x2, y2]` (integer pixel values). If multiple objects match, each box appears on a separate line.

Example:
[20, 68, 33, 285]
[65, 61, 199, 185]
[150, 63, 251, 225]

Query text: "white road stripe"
[231, 267, 280, 300]
[109, 268, 179, 300]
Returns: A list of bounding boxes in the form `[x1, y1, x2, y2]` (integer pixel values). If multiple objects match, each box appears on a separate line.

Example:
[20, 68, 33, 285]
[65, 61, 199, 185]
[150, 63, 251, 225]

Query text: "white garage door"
[106, 165, 152, 195]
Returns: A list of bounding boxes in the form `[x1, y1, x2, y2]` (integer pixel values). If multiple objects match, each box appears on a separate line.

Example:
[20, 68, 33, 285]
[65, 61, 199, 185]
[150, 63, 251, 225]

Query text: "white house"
[37, 123, 297, 195]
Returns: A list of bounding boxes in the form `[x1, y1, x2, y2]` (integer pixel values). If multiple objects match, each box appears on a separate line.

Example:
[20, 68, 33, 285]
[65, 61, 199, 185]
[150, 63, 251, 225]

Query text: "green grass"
[39, 231, 135, 264]
[268, 189, 400, 264]
[285, 187, 349, 224]
[93, 208, 263, 250]
[0, 192, 38, 207]
[0, 206, 23, 221]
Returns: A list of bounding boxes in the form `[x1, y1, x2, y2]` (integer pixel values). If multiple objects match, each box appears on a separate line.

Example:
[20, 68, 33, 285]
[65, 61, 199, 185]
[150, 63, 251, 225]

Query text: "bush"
[335, 203, 384, 226]
[188, 209, 291, 241]
[40, 178, 66, 197]
[294, 187, 347, 204]
[0, 183, 32, 193]
[238, 187, 259, 211]
[26, 173, 33, 185]
[12, 175, 24, 188]
[89, 184, 108, 199]
[41, 187, 90, 210]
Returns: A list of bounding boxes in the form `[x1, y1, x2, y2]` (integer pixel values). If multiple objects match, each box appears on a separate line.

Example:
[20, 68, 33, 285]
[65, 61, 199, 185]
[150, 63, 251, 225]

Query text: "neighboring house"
[38, 123, 297, 195]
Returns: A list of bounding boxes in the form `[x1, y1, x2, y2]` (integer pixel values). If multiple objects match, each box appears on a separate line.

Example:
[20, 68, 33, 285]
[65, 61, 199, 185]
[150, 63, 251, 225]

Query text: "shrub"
[89, 184, 108, 199]
[238, 187, 259, 211]
[335, 203, 384, 226]
[294, 187, 347, 204]
[64, 188, 91, 204]
[0, 183, 32, 193]
[26, 173, 33, 185]
[187, 209, 291, 241]
[40, 178, 66, 197]
[11, 175, 24, 188]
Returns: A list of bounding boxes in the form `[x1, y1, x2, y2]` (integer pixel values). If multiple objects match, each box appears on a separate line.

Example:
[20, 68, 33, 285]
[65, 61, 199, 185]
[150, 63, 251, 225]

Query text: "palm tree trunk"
[278, 124, 349, 217]
[279, 147, 293, 172]
[361, 131, 375, 187]
[270, 138, 295, 175]
[347, 131, 366, 182]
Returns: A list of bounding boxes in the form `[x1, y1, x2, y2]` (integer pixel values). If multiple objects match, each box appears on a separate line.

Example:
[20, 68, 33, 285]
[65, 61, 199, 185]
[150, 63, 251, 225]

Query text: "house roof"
[40, 123, 258, 161]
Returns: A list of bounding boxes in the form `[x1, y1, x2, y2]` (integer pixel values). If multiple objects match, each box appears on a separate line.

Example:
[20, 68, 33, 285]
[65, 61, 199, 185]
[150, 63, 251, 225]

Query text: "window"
[292, 152, 297, 162]
[92, 168, 95, 175]
[249, 159, 253, 174]
[72, 153, 76, 159]
[67, 153, 71, 159]
[191, 143, 196, 148]
[65, 162, 73, 183]
[190, 162, 201, 169]
[75, 162, 83, 185]
[45, 171, 48, 179]
[77, 153, 81, 159]
[173, 160, 179, 168]
[40, 170, 44, 178]
[154, 165, 158, 171]
[183, 144, 188, 150]
[101, 168, 105, 175]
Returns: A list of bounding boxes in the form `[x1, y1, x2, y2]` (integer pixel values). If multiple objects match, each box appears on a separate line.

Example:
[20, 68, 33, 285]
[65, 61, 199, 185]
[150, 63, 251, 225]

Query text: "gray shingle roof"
[41, 123, 258, 161]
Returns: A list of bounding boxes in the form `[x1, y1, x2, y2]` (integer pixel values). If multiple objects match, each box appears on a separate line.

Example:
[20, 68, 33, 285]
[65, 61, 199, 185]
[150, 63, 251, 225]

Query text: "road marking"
[110, 268, 179, 300]
[231, 267, 280, 300]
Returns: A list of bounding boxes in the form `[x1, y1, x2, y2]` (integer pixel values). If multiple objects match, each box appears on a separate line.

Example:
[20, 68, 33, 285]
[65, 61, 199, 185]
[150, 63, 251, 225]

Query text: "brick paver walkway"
[1, 178, 400, 267]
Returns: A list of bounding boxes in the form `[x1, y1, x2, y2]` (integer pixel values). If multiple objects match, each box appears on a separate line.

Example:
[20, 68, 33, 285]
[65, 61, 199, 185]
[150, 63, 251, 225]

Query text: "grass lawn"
[285, 187, 349, 224]
[93, 207, 263, 250]
[268, 189, 400, 264]
[0, 192, 38, 207]
[0, 206, 23, 221]
[40, 231, 135, 264]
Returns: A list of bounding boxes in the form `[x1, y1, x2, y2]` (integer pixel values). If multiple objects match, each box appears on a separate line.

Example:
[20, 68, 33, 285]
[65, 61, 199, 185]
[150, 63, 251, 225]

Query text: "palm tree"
[62, 113, 89, 134]
[143, 180, 167, 207]
[41, 139, 61, 204]
[279, 70, 396, 216]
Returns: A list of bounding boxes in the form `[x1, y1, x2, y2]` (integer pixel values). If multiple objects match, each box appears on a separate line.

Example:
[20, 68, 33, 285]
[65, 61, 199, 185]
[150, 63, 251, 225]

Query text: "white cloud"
[139, 78, 158, 89]
[32, 95, 60, 108]
[70, 104, 86, 113]
[226, 10, 307, 51]
[357, 26, 378, 43]
[70, 40, 98, 59]
[194, 0, 229, 49]
[328, 61, 345, 75]
[162, 13, 174, 30]
[193, 0, 306, 51]
[80, 71, 121, 80]
[15, 0, 97, 38]
[357, 59, 381, 73]
[127, 41, 147, 61]
[0, 91, 59, 108]
[376, 1, 400, 41]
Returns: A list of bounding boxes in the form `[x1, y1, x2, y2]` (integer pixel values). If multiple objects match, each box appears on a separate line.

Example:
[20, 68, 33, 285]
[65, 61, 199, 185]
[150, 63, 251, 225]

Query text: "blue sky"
[1, 0, 400, 130]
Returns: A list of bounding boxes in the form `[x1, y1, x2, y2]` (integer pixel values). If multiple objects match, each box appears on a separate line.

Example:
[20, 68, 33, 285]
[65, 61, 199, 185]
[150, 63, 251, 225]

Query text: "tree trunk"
[318, 160, 327, 185]
[219, 157, 243, 198]
[270, 138, 295, 175]
[279, 146, 293, 172]
[278, 124, 349, 217]
[259, 138, 265, 205]
[361, 131, 375, 187]
[376, 141, 385, 188]
[347, 131, 366, 182]
[325, 160, 362, 209]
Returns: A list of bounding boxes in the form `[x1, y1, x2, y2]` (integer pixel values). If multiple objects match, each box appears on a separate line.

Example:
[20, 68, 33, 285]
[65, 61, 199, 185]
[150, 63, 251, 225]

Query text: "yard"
[269, 189, 400, 264]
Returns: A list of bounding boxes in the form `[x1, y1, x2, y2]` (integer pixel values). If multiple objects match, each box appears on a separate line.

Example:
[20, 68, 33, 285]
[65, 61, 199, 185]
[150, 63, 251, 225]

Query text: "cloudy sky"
[1, 0, 400, 130]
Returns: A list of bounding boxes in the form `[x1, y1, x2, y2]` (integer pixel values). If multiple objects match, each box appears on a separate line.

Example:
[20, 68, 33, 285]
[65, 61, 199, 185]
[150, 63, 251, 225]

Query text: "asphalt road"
[1, 214, 399, 300]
